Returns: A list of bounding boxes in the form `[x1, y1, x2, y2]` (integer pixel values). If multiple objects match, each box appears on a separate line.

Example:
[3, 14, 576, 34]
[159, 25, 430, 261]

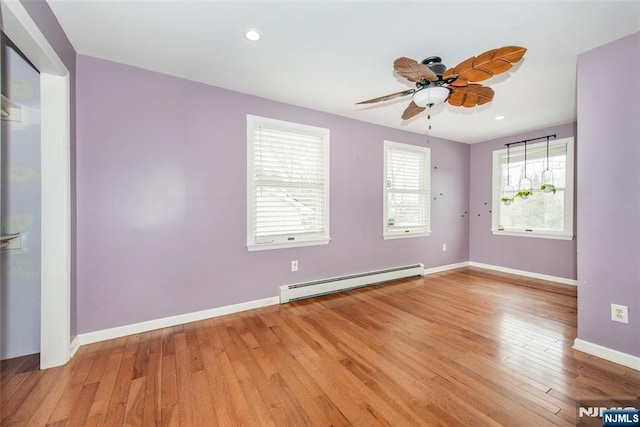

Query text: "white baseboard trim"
[71, 263, 575, 353]
[69, 336, 80, 358]
[422, 262, 470, 276]
[573, 338, 640, 371]
[77, 296, 280, 346]
[468, 261, 578, 286]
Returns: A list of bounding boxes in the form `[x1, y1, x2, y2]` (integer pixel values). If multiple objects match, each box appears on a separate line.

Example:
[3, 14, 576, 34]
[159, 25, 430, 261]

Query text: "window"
[492, 136, 574, 239]
[247, 115, 330, 250]
[384, 141, 431, 239]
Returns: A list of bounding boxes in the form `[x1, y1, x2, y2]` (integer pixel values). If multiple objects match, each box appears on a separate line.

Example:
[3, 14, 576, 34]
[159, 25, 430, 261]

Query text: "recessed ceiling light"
[495, 115, 505, 120]
[244, 29, 261, 42]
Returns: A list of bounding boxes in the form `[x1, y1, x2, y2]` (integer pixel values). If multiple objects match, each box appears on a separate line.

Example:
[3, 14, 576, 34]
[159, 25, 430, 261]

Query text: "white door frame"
[1, 0, 71, 369]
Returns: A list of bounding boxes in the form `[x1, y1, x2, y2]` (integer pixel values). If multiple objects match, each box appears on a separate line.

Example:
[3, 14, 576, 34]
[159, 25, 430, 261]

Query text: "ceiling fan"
[356, 46, 527, 120]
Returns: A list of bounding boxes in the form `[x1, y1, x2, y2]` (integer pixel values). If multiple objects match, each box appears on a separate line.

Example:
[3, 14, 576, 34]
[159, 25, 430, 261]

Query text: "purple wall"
[21, 0, 78, 338]
[13, 4, 640, 363]
[576, 32, 639, 357]
[75, 55, 470, 334]
[468, 123, 577, 279]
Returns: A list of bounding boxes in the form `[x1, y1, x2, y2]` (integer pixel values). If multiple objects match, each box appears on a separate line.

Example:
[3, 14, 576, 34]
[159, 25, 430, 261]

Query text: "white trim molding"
[573, 338, 640, 371]
[490, 229, 574, 241]
[78, 296, 280, 346]
[40, 73, 71, 369]
[469, 261, 578, 286]
[69, 336, 80, 359]
[422, 262, 470, 276]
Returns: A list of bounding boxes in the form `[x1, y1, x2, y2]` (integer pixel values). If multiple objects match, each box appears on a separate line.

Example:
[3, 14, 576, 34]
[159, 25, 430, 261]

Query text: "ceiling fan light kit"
[412, 86, 450, 107]
[356, 45, 527, 120]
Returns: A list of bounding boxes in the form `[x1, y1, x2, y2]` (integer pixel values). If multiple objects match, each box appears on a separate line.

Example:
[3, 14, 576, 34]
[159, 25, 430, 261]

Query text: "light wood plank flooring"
[2, 267, 639, 426]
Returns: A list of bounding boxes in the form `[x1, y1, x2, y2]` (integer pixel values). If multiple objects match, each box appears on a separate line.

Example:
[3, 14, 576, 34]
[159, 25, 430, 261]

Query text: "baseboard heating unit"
[280, 263, 424, 303]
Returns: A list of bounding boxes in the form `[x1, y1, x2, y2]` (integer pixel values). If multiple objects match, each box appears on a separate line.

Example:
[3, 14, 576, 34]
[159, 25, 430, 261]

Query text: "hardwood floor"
[2, 267, 639, 426]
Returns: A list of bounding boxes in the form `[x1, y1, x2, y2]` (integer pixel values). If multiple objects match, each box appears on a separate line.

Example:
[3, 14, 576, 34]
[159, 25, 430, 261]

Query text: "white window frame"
[383, 141, 431, 239]
[491, 136, 574, 240]
[247, 115, 330, 251]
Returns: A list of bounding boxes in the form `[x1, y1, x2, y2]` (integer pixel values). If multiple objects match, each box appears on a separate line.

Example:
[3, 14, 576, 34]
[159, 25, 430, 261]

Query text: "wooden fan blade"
[443, 67, 469, 87]
[474, 86, 494, 105]
[356, 89, 415, 104]
[447, 89, 466, 107]
[454, 56, 493, 82]
[494, 45, 527, 64]
[441, 67, 462, 84]
[393, 57, 438, 83]
[452, 45, 527, 83]
[401, 101, 426, 120]
[473, 49, 512, 75]
[447, 84, 494, 107]
[442, 68, 455, 79]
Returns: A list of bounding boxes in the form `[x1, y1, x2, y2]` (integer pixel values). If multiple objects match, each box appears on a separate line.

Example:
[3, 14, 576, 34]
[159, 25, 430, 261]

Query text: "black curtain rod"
[505, 134, 556, 148]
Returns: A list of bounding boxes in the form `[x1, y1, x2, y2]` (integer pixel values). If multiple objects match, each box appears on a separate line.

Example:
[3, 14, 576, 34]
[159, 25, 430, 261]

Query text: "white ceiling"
[47, 1, 640, 144]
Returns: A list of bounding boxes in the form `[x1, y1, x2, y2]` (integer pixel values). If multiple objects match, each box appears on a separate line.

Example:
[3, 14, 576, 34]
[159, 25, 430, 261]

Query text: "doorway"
[1, 34, 42, 361]
[1, 0, 71, 369]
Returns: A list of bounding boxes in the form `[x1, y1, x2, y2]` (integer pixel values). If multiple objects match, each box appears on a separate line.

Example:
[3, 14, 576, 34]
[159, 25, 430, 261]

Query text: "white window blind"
[247, 115, 330, 250]
[384, 141, 431, 239]
[492, 137, 574, 239]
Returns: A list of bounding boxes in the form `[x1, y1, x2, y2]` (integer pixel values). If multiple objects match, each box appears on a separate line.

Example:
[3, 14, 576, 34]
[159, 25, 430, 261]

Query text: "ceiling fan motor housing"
[421, 56, 447, 76]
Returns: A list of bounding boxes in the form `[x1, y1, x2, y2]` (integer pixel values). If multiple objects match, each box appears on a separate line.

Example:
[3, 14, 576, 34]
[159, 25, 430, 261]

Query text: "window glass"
[247, 115, 330, 250]
[384, 141, 430, 239]
[492, 137, 574, 239]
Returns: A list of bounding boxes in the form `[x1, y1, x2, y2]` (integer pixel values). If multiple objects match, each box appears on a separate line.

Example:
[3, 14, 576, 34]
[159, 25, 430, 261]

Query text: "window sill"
[491, 229, 574, 241]
[383, 231, 431, 240]
[247, 237, 331, 251]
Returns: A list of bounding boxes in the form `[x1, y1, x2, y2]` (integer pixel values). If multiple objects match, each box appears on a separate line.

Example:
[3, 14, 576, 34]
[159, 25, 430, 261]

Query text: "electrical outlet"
[291, 260, 298, 272]
[611, 304, 629, 324]
[442, 243, 447, 252]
